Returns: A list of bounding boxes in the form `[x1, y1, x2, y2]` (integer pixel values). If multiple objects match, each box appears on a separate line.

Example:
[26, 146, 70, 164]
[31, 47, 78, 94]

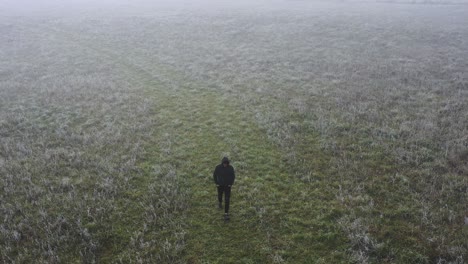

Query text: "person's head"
[222, 157, 230, 167]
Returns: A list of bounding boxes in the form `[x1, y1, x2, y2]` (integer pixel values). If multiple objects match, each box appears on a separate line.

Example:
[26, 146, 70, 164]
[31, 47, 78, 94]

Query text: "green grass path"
[38, 24, 350, 262]
[140, 83, 348, 263]
[152, 89, 283, 263]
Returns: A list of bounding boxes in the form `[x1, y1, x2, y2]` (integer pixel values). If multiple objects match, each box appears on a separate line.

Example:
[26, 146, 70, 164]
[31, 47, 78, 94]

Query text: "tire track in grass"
[153, 89, 287, 263]
[37, 23, 349, 263]
[165, 89, 349, 263]
[121, 67, 286, 262]
[143, 79, 348, 262]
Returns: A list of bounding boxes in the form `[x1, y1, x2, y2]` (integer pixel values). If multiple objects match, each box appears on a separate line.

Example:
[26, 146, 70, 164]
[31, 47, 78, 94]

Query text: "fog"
[0, 0, 271, 16]
[1, 0, 467, 262]
[1, 0, 468, 21]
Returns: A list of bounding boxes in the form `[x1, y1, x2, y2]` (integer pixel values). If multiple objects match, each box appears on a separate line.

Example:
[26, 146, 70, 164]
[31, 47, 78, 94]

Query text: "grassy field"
[1, 1, 467, 263]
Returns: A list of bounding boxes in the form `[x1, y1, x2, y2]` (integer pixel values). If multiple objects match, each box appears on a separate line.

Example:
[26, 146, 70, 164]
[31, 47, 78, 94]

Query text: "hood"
[221, 157, 230, 165]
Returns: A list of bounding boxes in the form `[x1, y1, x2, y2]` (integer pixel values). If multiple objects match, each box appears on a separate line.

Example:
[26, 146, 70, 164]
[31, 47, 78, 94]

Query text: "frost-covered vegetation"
[1, 1, 467, 263]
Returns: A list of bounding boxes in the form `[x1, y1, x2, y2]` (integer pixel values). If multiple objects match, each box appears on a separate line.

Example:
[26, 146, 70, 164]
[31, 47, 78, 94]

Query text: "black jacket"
[213, 157, 235, 186]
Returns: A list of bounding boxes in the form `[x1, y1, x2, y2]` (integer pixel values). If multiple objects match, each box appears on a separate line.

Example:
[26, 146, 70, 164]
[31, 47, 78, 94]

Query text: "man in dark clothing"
[213, 157, 235, 220]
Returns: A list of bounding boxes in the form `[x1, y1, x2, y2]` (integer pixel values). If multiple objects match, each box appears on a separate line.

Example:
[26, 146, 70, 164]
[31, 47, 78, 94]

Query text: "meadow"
[1, 1, 467, 263]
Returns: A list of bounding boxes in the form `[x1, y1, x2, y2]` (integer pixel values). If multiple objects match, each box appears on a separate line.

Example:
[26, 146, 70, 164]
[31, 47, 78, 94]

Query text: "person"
[213, 157, 235, 220]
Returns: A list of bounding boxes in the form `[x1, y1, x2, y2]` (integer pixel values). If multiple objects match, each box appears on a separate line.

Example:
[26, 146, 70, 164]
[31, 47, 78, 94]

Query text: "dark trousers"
[217, 185, 231, 214]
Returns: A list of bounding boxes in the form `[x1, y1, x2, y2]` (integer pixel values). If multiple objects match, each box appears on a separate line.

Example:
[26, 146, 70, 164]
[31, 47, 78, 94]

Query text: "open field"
[1, 1, 467, 263]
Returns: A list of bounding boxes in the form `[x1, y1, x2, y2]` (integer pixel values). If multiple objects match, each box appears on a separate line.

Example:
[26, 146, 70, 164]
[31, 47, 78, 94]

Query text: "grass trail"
[36, 24, 349, 263]
[135, 76, 348, 263]
[149, 89, 283, 263]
